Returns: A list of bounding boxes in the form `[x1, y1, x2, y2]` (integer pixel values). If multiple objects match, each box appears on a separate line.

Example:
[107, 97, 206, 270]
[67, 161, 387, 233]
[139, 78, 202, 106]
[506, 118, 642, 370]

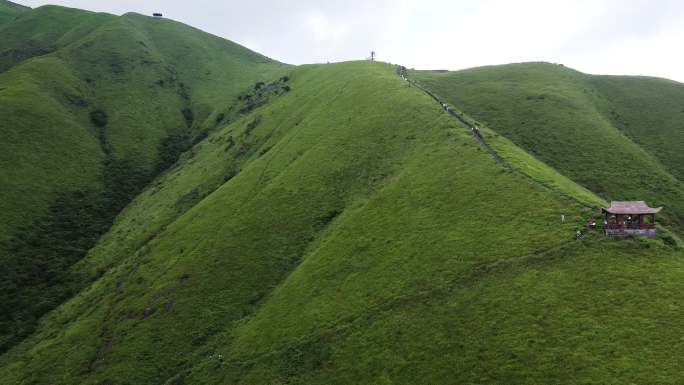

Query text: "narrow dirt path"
[397, 71, 604, 213]
[399, 74, 510, 168]
[206, 235, 582, 374]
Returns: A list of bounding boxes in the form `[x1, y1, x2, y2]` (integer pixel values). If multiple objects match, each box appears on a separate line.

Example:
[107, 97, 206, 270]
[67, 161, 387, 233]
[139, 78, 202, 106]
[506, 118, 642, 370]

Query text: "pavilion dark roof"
[602, 201, 662, 215]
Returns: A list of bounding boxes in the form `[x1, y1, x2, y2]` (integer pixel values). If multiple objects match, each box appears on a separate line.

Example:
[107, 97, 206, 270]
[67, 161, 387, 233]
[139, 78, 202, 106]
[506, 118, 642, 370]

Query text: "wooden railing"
[604, 223, 656, 230]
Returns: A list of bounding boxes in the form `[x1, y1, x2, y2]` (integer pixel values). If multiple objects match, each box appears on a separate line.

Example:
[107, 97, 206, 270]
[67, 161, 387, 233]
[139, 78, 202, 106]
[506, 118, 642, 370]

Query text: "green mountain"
[411, 63, 684, 231]
[0, 4, 287, 354]
[1, 5, 684, 385]
[0, 1, 28, 26]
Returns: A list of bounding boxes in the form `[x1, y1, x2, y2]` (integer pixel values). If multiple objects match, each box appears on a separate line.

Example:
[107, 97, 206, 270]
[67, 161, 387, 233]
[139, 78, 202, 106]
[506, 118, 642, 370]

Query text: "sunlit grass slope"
[411, 63, 684, 232]
[1, 61, 681, 385]
[0, 4, 286, 354]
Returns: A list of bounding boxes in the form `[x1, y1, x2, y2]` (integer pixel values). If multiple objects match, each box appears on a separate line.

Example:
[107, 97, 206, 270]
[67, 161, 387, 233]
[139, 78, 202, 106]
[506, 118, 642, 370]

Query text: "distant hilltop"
[0, 0, 31, 10]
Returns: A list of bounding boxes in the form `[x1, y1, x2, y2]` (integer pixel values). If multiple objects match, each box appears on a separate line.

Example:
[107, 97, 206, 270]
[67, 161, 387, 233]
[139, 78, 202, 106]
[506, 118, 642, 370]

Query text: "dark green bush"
[65, 94, 89, 107]
[181, 108, 194, 127]
[215, 112, 226, 124]
[258, 146, 272, 156]
[192, 129, 209, 145]
[90, 109, 108, 127]
[178, 82, 190, 100]
[661, 234, 677, 247]
[224, 169, 237, 182]
[0, 156, 151, 354]
[157, 133, 191, 172]
[225, 136, 235, 151]
[245, 115, 261, 135]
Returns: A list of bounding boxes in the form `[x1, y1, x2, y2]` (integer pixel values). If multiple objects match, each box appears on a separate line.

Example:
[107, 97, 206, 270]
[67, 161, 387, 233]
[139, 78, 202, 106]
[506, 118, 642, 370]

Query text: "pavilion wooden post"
[602, 201, 661, 236]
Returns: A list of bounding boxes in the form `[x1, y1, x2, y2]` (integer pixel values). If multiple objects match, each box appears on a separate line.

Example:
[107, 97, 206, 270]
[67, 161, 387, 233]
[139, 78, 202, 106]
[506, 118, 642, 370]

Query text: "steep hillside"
[2, 6, 684, 383]
[411, 63, 684, 232]
[0, 5, 287, 353]
[1, 61, 682, 385]
[590, 75, 684, 180]
[0, 1, 28, 26]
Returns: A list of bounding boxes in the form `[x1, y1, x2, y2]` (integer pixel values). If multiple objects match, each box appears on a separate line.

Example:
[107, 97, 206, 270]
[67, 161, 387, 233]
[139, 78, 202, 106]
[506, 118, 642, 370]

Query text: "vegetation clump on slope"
[0, 5, 683, 385]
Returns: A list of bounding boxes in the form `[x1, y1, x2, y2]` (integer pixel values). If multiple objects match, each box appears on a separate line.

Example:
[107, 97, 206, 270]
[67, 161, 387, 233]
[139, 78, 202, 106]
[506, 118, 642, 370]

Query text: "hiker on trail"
[472, 125, 481, 136]
[575, 230, 583, 240]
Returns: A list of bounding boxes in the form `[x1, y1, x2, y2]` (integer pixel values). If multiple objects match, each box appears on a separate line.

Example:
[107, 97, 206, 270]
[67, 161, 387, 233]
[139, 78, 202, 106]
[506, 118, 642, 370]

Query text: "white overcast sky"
[15, 0, 684, 82]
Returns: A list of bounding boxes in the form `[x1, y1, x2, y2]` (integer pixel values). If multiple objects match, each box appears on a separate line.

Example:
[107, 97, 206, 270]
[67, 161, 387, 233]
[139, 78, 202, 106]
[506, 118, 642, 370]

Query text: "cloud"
[15, 0, 684, 82]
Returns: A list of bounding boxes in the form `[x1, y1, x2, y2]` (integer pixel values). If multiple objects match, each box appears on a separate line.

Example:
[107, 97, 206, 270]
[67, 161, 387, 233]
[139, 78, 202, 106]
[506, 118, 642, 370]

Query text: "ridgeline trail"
[397, 68, 606, 213]
[398, 71, 509, 168]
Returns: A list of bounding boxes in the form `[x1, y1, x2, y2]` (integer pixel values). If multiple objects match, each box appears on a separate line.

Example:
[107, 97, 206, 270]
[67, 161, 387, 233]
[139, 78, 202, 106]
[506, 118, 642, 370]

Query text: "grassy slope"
[0, 4, 286, 354]
[0, 6, 285, 241]
[0, 52, 104, 252]
[1, 61, 681, 385]
[0, 4, 108, 72]
[215, 239, 684, 385]
[589, 75, 684, 180]
[411, 63, 684, 232]
[0, 1, 28, 26]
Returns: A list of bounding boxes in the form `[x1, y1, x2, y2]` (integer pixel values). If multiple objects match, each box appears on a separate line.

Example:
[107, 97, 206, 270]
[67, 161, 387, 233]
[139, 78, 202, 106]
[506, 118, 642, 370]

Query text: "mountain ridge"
[411, 62, 684, 232]
[1, 5, 683, 385]
[0, 3, 288, 355]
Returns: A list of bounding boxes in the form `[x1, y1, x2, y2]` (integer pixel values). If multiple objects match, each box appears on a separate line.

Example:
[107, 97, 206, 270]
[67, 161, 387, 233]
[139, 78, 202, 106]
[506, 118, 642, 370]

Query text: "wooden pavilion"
[602, 201, 662, 237]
